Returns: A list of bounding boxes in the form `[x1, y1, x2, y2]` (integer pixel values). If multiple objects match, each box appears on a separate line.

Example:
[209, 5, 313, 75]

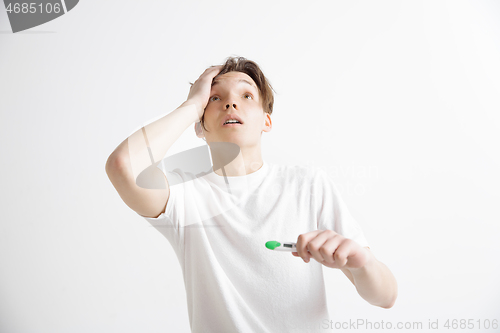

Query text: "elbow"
[105, 156, 113, 174]
[380, 298, 396, 309]
[380, 269, 398, 309]
[379, 288, 398, 309]
[105, 157, 117, 179]
[106, 153, 126, 175]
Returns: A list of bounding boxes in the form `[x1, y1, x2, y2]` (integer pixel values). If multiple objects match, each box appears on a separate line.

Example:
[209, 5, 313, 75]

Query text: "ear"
[194, 121, 205, 138]
[262, 113, 272, 133]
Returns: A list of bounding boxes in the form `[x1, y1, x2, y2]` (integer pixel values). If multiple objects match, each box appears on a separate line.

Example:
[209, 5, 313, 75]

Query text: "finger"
[292, 250, 312, 257]
[205, 65, 221, 71]
[200, 66, 222, 80]
[292, 251, 310, 264]
[206, 65, 223, 75]
[333, 239, 356, 268]
[320, 234, 343, 264]
[307, 230, 336, 264]
[296, 230, 323, 263]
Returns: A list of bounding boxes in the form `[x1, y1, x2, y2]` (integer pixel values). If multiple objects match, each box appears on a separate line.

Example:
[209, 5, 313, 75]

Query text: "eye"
[209, 96, 220, 102]
[244, 94, 253, 100]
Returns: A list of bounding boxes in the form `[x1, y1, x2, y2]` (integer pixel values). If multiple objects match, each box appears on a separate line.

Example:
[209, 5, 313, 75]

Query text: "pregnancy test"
[265, 240, 311, 252]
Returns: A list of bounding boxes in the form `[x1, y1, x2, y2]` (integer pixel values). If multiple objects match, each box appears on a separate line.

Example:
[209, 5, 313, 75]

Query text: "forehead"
[211, 72, 257, 90]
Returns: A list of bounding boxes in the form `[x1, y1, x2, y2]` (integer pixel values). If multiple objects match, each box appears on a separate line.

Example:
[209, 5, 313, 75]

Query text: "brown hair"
[193, 56, 276, 132]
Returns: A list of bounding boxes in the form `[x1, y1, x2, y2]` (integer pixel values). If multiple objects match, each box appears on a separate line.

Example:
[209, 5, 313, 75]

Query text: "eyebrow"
[211, 79, 257, 90]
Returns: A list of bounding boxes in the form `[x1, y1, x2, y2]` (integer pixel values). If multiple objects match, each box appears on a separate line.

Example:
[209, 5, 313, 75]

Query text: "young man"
[105, 56, 397, 332]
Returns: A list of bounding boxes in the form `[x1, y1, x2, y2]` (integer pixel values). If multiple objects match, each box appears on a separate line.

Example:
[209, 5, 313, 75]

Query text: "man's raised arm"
[105, 65, 221, 218]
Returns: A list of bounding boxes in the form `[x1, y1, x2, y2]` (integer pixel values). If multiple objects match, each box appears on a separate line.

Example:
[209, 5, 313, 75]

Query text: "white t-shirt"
[138, 161, 369, 333]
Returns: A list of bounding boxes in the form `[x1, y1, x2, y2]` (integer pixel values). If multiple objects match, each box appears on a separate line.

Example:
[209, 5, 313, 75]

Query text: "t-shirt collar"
[204, 161, 269, 189]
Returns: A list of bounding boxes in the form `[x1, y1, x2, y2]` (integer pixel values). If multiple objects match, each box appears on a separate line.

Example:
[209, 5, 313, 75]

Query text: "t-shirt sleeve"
[314, 169, 370, 248]
[135, 163, 226, 254]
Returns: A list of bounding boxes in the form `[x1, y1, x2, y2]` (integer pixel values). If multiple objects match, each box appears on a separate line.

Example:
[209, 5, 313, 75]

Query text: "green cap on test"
[265, 241, 281, 250]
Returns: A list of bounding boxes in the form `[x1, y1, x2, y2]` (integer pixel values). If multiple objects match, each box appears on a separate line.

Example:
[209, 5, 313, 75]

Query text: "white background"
[1, 1, 499, 332]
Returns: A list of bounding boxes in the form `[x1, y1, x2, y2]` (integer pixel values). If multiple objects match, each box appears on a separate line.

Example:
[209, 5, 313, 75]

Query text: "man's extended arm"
[293, 230, 398, 309]
[341, 248, 398, 309]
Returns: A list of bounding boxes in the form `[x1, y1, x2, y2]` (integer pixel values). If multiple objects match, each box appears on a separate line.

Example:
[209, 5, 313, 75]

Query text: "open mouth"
[223, 120, 243, 126]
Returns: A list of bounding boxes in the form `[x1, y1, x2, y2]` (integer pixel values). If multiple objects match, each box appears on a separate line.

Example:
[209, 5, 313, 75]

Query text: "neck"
[210, 142, 263, 177]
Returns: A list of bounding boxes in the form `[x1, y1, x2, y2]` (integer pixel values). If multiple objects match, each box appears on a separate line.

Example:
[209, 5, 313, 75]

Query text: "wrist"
[183, 99, 204, 118]
[347, 248, 376, 275]
[180, 100, 204, 123]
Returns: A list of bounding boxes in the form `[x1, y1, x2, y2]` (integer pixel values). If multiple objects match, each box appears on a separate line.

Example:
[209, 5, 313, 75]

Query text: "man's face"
[200, 71, 272, 148]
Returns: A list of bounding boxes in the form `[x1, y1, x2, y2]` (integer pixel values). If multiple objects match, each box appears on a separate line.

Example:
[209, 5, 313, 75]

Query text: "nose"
[225, 102, 237, 110]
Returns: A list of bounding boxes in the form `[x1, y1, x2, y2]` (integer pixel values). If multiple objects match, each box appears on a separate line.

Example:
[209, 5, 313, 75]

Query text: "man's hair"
[197, 56, 276, 132]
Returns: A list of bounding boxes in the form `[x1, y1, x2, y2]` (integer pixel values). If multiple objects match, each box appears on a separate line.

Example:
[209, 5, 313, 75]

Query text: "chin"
[208, 136, 248, 148]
